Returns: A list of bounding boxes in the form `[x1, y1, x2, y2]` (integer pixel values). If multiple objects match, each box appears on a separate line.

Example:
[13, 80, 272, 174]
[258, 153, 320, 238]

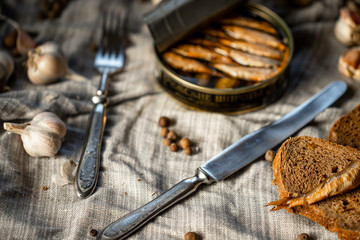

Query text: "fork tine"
[98, 12, 107, 56]
[110, 12, 121, 56]
[100, 11, 122, 56]
[94, 10, 126, 72]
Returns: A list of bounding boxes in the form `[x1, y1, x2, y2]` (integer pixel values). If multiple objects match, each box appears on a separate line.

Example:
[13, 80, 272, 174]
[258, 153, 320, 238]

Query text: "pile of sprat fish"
[161, 12, 290, 89]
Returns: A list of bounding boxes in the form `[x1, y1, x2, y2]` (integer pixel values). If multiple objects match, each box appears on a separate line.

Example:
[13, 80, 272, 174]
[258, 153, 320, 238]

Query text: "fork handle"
[75, 95, 107, 198]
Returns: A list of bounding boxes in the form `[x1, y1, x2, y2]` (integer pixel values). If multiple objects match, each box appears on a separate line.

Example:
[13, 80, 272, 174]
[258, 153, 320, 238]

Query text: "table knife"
[97, 80, 347, 240]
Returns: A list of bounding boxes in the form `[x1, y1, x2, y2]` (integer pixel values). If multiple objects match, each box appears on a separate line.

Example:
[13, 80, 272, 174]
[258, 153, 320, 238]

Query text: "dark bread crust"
[272, 136, 360, 240]
[328, 104, 360, 149]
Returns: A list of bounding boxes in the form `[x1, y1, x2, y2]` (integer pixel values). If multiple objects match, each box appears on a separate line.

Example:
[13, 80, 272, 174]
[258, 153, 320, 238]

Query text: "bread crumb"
[265, 150, 275, 162]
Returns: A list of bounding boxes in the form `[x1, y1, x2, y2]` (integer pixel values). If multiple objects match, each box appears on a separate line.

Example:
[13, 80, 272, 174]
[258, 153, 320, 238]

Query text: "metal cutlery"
[75, 11, 127, 198]
[97, 81, 347, 239]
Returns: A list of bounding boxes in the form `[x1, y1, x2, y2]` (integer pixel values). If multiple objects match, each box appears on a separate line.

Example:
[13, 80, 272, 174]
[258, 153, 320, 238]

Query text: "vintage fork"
[75, 12, 127, 198]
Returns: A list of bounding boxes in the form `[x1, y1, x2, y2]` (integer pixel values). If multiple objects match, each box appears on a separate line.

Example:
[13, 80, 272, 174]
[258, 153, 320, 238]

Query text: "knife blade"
[97, 80, 347, 240]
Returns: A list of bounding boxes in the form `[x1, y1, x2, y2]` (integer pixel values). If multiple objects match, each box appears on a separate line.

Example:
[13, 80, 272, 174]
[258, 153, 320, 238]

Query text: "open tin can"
[145, 1, 294, 114]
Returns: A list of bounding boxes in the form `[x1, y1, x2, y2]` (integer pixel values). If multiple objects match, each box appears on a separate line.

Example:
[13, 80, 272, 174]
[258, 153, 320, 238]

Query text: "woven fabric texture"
[0, 0, 358, 239]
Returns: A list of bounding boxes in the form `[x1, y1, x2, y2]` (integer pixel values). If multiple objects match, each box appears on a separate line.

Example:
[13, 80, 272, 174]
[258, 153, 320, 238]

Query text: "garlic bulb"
[27, 42, 87, 85]
[3, 112, 66, 157]
[0, 50, 14, 88]
[334, 2, 360, 46]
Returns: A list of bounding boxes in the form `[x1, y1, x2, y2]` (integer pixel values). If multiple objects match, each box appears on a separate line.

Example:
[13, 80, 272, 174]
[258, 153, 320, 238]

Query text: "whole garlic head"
[27, 42, 68, 85]
[335, 3, 360, 46]
[3, 112, 66, 157]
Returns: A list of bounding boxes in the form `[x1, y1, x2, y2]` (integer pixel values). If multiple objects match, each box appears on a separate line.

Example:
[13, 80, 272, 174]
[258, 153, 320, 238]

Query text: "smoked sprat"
[161, 14, 289, 89]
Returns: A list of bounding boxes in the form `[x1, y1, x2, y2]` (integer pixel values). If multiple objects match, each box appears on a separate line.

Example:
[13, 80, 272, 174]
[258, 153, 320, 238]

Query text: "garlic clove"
[3, 112, 67, 157]
[0, 14, 36, 56]
[60, 159, 77, 183]
[16, 29, 36, 56]
[338, 46, 360, 81]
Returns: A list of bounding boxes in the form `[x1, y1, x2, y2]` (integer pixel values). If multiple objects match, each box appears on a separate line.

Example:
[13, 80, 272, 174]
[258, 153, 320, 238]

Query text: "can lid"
[143, 0, 244, 52]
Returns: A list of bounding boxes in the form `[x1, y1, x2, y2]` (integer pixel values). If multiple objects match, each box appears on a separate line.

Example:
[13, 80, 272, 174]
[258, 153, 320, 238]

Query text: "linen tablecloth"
[0, 0, 358, 239]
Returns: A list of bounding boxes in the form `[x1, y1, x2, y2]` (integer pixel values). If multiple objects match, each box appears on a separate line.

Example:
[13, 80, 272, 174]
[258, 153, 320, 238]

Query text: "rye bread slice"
[328, 104, 360, 150]
[272, 136, 360, 240]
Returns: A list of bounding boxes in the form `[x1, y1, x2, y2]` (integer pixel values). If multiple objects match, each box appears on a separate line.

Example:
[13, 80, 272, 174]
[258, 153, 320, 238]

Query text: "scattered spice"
[297, 233, 311, 240]
[137, 179, 141, 182]
[159, 116, 170, 127]
[265, 150, 275, 162]
[179, 138, 191, 149]
[184, 232, 198, 240]
[42, 186, 48, 191]
[89, 229, 98, 237]
[167, 130, 178, 141]
[160, 127, 169, 138]
[184, 148, 192, 156]
[170, 143, 178, 152]
[162, 138, 172, 146]
[158, 116, 194, 155]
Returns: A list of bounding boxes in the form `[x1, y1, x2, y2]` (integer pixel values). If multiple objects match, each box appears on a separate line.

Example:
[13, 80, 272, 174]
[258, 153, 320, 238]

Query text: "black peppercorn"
[159, 116, 170, 127]
[89, 229, 98, 237]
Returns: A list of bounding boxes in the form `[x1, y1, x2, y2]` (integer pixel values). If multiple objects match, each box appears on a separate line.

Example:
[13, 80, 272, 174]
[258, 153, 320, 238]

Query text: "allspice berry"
[297, 233, 311, 240]
[159, 116, 170, 127]
[184, 232, 198, 240]
[162, 138, 172, 146]
[184, 148, 192, 156]
[179, 138, 191, 149]
[167, 130, 178, 141]
[170, 143, 178, 152]
[160, 127, 169, 138]
[265, 150, 275, 162]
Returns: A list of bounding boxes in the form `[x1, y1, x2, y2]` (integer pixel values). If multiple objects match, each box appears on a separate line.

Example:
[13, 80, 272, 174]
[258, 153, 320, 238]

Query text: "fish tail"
[266, 198, 291, 211]
[266, 196, 307, 211]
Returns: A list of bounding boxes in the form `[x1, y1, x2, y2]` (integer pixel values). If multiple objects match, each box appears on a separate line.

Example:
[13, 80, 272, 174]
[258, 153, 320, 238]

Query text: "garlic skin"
[52, 159, 77, 186]
[3, 112, 66, 157]
[334, 4, 360, 46]
[0, 50, 14, 87]
[27, 42, 68, 85]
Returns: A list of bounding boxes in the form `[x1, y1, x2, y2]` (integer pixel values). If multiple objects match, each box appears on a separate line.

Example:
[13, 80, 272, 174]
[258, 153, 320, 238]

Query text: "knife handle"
[75, 94, 107, 198]
[97, 169, 213, 240]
